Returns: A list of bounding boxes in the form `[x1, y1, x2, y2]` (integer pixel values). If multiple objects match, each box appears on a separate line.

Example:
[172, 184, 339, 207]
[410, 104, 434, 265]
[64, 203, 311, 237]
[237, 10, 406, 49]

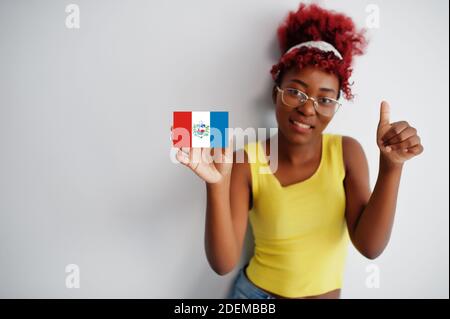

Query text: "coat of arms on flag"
[172, 111, 229, 148]
[193, 121, 210, 139]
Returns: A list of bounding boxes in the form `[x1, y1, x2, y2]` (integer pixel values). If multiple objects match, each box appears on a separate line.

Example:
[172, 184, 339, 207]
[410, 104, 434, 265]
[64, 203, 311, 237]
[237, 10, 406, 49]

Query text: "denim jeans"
[227, 265, 276, 299]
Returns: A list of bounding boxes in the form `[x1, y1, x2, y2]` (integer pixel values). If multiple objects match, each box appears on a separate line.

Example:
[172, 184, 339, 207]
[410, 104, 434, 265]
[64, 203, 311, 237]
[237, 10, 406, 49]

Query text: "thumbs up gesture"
[377, 101, 424, 165]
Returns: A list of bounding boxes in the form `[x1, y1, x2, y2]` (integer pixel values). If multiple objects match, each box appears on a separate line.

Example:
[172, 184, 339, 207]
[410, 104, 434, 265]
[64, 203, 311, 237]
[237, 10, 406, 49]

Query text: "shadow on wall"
[190, 26, 280, 299]
[249, 34, 281, 130]
[227, 223, 256, 295]
[184, 23, 280, 299]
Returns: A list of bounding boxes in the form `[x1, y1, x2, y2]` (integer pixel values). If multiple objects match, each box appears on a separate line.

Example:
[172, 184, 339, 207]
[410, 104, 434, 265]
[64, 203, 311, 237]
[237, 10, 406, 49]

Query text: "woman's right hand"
[171, 126, 234, 184]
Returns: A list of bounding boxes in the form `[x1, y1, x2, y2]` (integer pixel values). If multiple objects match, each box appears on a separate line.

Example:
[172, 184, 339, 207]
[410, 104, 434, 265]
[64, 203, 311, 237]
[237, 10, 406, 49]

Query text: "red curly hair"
[271, 3, 367, 100]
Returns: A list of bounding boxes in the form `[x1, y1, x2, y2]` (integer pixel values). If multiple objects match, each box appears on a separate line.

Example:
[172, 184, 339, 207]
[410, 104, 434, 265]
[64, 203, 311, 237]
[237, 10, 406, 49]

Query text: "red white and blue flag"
[172, 111, 229, 148]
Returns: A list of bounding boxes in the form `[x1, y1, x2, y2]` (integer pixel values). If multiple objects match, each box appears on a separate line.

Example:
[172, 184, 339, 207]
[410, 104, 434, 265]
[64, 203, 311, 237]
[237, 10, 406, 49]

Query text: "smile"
[292, 119, 312, 129]
[289, 118, 314, 128]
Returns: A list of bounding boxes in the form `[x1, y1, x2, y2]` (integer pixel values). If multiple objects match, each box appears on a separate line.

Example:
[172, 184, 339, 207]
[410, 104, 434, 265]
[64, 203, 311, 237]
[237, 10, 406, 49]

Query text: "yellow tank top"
[244, 133, 349, 298]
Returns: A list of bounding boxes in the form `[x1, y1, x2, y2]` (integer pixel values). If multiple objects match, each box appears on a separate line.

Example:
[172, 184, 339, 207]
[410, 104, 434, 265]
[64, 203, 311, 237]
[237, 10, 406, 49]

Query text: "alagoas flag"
[172, 111, 229, 148]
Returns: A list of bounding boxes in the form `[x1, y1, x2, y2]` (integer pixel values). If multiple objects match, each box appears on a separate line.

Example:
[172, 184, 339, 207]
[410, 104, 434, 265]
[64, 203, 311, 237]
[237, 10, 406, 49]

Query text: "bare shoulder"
[232, 146, 252, 187]
[342, 135, 367, 173]
[342, 135, 364, 151]
[231, 146, 253, 209]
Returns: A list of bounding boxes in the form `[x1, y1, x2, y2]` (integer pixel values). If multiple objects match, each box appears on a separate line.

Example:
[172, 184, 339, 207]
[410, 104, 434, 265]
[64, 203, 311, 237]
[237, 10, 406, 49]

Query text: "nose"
[295, 98, 316, 116]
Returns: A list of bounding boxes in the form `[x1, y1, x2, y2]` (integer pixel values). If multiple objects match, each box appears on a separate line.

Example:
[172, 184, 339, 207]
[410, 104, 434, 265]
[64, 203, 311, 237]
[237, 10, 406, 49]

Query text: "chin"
[280, 126, 315, 145]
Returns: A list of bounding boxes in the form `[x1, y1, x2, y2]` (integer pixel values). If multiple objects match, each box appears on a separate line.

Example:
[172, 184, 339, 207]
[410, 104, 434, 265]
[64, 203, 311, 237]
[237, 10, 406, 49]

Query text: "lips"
[289, 117, 315, 129]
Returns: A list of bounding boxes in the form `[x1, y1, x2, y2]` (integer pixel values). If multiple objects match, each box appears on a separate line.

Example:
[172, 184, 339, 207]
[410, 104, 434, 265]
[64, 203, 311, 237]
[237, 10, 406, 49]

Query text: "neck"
[277, 131, 322, 165]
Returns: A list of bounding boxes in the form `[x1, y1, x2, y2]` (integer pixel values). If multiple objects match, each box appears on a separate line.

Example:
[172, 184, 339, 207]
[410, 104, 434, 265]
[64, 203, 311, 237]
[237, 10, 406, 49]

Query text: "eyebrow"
[288, 79, 337, 94]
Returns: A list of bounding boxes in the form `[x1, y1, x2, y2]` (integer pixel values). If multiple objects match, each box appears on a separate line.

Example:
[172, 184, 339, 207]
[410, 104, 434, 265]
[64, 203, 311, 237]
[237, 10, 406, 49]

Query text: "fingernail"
[386, 146, 392, 152]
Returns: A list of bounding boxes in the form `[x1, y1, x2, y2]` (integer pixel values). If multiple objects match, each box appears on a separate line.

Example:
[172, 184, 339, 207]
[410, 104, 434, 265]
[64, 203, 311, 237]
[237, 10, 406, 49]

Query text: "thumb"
[379, 101, 390, 127]
[222, 130, 234, 163]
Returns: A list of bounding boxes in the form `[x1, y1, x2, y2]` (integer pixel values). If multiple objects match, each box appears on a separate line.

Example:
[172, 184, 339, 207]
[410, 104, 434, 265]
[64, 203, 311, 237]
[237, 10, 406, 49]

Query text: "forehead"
[282, 65, 339, 89]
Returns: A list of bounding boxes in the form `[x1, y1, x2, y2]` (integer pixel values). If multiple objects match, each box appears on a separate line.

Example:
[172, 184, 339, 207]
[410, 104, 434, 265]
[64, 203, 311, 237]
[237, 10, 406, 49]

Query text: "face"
[272, 65, 340, 145]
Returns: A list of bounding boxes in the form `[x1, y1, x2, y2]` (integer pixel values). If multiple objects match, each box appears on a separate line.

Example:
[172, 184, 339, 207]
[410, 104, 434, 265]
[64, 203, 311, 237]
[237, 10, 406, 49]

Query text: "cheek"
[315, 116, 332, 131]
[275, 105, 289, 126]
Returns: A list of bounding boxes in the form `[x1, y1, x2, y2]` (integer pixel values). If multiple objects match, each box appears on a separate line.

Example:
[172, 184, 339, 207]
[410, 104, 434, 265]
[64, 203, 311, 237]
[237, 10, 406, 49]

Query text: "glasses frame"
[276, 86, 342, 117]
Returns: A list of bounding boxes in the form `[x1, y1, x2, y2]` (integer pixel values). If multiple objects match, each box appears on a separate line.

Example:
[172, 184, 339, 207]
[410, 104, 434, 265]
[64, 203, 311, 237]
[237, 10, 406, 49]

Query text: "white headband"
[285, 40, 343, 60]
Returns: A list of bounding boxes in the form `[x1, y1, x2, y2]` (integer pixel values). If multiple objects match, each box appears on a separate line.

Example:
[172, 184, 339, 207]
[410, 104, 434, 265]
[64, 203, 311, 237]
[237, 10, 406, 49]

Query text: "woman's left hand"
[377, 101, 424, 165]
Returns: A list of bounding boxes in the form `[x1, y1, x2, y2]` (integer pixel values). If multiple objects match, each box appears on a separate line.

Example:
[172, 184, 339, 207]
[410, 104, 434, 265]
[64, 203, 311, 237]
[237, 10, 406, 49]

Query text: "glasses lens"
[317, 98, 340, 116]
[280, 88, 341, 117]
[283, 88, 308, 107]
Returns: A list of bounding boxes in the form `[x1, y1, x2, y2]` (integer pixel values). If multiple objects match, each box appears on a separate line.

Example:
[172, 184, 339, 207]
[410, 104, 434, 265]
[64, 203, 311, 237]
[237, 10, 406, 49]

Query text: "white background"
[0, 0, 448, 298]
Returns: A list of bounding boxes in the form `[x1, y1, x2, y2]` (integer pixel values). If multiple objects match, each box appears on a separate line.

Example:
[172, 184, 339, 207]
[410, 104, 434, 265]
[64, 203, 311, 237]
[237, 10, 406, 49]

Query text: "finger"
[387, 135, 421, 151]
[211, 132, 233, 159]
[405, 144, 424, 156]
[182, 147, 197, 166]
[384, 127, 417, 146]
[201, 147, 214, 164]
[180, 147, 191, 155]
[224, 133, 234, 163]
[226, 131, 234, 149]
[190, 147, 203, 167]
[379, 101, 390, 127]
[212, 146, 226, 162]
[176, 149, 190, 165]
[216, 131, 234, 153]
[381, 121, 410, 143]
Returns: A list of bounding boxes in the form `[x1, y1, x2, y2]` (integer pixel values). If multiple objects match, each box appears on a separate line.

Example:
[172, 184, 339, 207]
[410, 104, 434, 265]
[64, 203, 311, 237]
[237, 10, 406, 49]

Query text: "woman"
[173, 4, 424, 299]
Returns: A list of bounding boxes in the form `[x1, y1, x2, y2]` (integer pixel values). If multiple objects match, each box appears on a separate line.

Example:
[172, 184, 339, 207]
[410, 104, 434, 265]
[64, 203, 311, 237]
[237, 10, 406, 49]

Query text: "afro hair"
[270, 3, 367, 100]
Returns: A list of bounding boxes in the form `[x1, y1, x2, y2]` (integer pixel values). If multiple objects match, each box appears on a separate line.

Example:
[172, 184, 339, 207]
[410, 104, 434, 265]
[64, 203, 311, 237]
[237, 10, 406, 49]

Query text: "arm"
[204, 152, 251, 275]
[344, 101, 424, 259]
[344, 136, 403, 259]
[174, 137, 251, 275]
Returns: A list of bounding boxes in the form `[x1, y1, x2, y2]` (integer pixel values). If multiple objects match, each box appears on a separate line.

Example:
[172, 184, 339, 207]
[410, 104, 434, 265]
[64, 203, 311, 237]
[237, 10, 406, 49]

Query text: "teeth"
[293, 120, 311, 129]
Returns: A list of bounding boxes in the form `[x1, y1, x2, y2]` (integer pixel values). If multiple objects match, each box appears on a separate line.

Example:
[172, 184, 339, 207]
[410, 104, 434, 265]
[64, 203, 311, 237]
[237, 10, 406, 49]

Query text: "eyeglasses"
[276, 86, 342, 117]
